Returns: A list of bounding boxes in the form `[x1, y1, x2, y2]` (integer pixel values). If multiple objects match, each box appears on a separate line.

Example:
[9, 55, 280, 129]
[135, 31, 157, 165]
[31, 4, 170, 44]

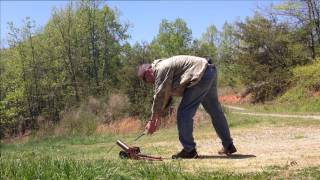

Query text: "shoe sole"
[172, 154, 198, 159]
[218, 150, 237, 155]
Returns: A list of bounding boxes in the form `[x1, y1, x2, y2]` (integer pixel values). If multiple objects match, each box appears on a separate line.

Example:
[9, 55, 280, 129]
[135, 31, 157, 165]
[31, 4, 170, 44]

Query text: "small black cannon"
[116, 140, 162, 161]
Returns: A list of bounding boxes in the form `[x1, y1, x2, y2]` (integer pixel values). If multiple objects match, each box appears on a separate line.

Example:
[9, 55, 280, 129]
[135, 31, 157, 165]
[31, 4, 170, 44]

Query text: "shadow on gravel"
[197, 154, 256, 159]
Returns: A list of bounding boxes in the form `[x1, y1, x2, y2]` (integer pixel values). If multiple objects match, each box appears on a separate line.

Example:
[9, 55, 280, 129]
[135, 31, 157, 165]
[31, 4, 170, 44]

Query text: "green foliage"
[150, 18, 193, 57]
[241, 60, 320, 113]
[118, 43, 154, 120]
[273, 0, 320, 59]
[274, 1, 302, 11]
[59, 111, 97, 136]
[217, 22, 241, 87]
[0, 48, 29, 137]
[191, 25, 218, 60]
[291, 59, 320, 90]
[200, 25, 218, 47]
[276, 60, 320, 112]
[1, 1, 129, 138]
[234, 14, 310, 102]
[282, 59, 320, 99]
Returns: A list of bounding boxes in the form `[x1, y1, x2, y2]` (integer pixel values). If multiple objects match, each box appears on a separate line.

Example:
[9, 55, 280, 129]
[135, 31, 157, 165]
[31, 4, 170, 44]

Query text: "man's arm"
[152, 66, 173, 115]
[146, 66, 173, 134]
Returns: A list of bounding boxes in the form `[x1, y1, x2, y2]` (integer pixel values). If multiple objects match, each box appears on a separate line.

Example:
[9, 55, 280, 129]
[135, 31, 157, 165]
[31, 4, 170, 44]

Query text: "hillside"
[236, 60, 320, 113]
[279, 60, 320, 111]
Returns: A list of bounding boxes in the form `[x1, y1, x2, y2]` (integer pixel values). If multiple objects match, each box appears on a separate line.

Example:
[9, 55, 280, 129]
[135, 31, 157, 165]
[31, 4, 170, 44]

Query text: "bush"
[275, 60, 320, 112]
[291, 60, 320, 91]
[54, 94, 132, 136]
[102, 93, 130, 123]
[55, 107, 98, 136]
[280, 60, 320, 101]
[235, 14, 310, 102]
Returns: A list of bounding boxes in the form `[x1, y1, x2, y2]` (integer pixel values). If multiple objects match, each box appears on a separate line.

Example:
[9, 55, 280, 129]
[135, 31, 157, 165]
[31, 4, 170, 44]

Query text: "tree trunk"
[53, 3, 80, 102]
[307, 0, 317, 59]
[88, 3, 100, 91]
[103, 11, 109, 80]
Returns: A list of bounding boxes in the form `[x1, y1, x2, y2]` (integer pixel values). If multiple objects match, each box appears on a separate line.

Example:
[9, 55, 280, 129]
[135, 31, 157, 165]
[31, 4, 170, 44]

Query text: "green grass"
[1, 112, 320, 179]
[1, 153, 320, 179]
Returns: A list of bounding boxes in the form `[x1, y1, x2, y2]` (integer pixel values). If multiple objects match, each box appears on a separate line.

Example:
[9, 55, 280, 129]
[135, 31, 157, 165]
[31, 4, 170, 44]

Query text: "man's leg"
[177, 67, 213, 151]
[201, 67, 234, 149]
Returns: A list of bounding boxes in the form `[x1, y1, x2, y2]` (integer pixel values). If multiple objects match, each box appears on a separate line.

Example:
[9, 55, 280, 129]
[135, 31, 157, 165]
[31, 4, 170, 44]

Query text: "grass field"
[1, 109, 320, 179]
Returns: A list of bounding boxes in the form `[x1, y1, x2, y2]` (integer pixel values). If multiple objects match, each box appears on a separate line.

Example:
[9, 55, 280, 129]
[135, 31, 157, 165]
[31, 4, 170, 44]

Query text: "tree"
[51, 3, 81, 102]
[200, 25, 219, 47]
[217, 22, 240, 87]
[5, 17, 46, 134]
[1, 1, 130, 137]
[235, 14, 309, 102]
[191, 25, 218, 63]
[83, 0, 101, 91]
[151, 18, 193, 57]
[118, 43, 154, 119]
[98, 5, 129, 87]
[273, 0, 320, 59]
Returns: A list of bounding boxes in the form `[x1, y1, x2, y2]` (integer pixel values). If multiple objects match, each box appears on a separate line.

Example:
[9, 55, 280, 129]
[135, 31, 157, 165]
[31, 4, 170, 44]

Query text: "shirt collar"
[152, 59, 164, 70]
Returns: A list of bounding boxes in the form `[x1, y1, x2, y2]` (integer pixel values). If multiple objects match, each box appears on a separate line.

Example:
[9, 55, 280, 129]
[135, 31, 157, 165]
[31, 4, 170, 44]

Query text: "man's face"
[143, 68, 155, 84]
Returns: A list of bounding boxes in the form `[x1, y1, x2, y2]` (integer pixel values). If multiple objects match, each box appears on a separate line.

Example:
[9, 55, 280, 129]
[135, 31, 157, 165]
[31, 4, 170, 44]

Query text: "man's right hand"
[145, 120, 157, 135]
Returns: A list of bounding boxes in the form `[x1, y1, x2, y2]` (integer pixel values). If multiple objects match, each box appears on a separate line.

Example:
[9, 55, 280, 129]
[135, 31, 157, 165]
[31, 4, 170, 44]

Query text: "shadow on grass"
[197, 154, 256, 159]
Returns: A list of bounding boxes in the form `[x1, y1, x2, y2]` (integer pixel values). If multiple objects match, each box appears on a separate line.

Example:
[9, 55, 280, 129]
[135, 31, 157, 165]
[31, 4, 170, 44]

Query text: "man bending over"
[137, 55, 237, 159]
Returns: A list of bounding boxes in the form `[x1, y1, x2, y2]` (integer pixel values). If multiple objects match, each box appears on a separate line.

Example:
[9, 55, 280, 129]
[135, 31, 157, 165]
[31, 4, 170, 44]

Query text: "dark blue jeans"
[177, 65, 233, 151]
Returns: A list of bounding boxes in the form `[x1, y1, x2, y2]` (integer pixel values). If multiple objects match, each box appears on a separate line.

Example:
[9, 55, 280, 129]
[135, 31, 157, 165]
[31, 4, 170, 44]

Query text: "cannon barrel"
[116, 140, 130, 151]
[115, 140, 162, 161]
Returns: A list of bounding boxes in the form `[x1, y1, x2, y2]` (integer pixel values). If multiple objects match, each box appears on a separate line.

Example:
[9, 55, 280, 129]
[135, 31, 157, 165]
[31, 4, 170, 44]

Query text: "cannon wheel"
[119, 150, 129, 159]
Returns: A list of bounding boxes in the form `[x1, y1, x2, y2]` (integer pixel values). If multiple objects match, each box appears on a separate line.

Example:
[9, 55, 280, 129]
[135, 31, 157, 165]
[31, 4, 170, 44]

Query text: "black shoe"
[218, 143, 237, 155]
[172, 149, 198, 159]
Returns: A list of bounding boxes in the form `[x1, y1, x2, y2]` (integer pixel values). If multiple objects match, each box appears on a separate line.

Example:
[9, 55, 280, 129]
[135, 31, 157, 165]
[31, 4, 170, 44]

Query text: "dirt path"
[233, 111, 320, 120]
[153, 104, 320, 172]
[190, 126, 320, 172]
[224, 105, 320, 120]
[149, 126, 320, 173]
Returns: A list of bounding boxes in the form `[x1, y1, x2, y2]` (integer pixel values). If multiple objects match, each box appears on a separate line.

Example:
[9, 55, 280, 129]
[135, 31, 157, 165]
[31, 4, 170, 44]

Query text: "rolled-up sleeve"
[151, 66, 173, 116]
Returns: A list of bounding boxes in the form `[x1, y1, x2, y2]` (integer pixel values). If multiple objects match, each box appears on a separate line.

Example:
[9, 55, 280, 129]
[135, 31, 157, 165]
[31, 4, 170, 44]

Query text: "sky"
[0, 0, 281, 48]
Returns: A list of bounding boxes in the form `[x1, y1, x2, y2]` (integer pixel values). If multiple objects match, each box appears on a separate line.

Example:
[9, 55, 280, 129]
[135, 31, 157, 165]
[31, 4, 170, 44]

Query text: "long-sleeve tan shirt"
[151, 55, 208, 115]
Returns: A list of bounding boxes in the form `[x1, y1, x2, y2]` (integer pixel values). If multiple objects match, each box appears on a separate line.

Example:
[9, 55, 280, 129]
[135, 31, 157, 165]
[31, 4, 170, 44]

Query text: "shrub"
[235, 14, 310, 102]
[55, 108, 98, 136]
[280, 59, 320, 101]
[276, 60, 320, 112]
[102, 93, 130, 123]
